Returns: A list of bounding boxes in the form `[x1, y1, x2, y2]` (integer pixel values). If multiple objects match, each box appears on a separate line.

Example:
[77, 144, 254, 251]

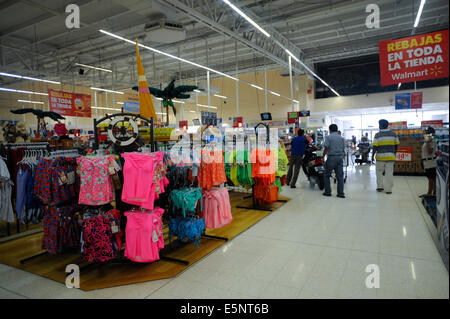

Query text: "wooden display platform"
[0, 192, 289, 291]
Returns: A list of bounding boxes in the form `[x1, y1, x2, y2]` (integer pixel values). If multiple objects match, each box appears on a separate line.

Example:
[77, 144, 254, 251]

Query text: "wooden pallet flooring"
[0, 192, 289, 290]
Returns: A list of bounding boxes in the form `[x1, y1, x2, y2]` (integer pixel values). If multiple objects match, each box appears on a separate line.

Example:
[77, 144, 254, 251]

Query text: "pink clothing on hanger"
[124, 207, 165, 263]
[121, 153, 156, 209]
[202, 187, 232, 229]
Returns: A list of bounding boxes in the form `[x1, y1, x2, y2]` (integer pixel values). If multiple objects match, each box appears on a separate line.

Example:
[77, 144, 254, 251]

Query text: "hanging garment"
[169, 187, 202, 218]
[198, 150, 227, 190]
[254, 184, 279, 206]
[276, 145, 288, 178]
[236, 150, 254, 188]
[25, 166, 44, 224]
[35, 157, 79, 206]
[274, 178, 282, 194]
[251, 148, 276, 186]
[81, 211, 119, 262]
[16, 167, 29, 222]
[121, 153, 156, 209]
[124, 207, 164, 263]
[202, 187, 232, 229]
[42, 205, 80, 254]
[146, 152, 170, 199]
[0, 158, 14, 223]
[169, 217, 205, 247]
[78, 156, 117, 206]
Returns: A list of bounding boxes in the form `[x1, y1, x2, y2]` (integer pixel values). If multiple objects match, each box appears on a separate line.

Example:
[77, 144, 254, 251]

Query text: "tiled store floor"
[0, 165, 448, 299]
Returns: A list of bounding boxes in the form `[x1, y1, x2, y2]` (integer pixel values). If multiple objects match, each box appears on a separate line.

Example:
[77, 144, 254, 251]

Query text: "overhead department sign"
[378, 30, 449, 86]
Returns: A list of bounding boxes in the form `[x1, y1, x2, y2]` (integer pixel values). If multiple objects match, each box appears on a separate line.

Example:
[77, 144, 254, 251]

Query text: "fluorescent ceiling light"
[414, 0, 426, 28]
[75, 63, 112, 73]
[155, 97, 163, 100]
[0, 87, 48, 95]
[100, 30, 238, 81]
[270, 91, 280, 97]
[222, 0, 270, 38]
[91, 106, 122, 111]
[189, 110, 196, 113]
[117, 102, 124, 104]
[0, 72, 60, 84]
[197, 104, 217, 109]
[194, 89, 202, 93]
[251, 84, 263, 90]
[90, 87, 124, 94]
[156, 112, 167, 115]
[214, 94, 227, 99]
[285, 49, 299, 62]
[18, 99, 44, 104]
[173, 100, 185, 104]
[293, 99, 299, 103]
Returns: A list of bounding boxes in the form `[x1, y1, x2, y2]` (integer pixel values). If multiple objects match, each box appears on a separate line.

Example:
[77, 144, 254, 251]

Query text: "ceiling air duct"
[144, 19, 186, 43]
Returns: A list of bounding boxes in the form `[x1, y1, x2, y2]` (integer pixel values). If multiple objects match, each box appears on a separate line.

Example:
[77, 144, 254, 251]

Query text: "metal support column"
[112, 64, 116, 108]
[289, 56, 294, 112]
[235, 41, 239, 116]
[207, 71, 211, 107]
[264, 67, 268, 113]
[94, 91, 98, 119]
[195, 75, 199, 114]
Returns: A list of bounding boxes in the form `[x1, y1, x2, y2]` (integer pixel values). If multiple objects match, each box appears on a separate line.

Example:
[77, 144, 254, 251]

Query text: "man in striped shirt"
[372, 119, 400, 194]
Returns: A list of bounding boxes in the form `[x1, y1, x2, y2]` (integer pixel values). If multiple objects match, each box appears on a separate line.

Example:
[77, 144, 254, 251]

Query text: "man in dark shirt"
[286, 129, 309, 188]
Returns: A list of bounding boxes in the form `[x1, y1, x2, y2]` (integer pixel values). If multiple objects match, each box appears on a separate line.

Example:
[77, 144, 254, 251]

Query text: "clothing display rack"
[236, 123, 288, 212]
[19, 147, 80, 264]
[3, 142, 49, 236]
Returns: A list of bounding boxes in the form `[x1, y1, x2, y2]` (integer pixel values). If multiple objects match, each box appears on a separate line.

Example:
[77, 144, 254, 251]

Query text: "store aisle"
[0, 165, 448, 299]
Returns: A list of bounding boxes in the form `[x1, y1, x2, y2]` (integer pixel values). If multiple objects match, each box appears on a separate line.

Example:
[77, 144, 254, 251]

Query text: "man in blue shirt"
[286, 129, 309, 188]
[323, 124, 345, 198]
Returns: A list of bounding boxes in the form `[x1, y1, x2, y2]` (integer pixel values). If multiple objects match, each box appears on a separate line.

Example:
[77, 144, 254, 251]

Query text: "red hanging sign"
[179, 120, 188, 129]
[378, 30, 449, 86]
[48, 89, 92, 117]
[421, 120, 443, 128]
[287, 112, 299, 124]
[233, 116, 243, 128]
[410, 92, 423, 109]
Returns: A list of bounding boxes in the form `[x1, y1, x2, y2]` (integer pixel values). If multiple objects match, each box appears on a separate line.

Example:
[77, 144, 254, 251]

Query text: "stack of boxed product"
[394, 130, 425, 174]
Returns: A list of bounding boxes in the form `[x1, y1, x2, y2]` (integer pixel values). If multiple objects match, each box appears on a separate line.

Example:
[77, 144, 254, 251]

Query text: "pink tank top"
[121, 153, 156, 209]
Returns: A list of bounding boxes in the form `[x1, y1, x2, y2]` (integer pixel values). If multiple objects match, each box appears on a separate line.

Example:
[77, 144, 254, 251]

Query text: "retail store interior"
[0, 0, 449, 300]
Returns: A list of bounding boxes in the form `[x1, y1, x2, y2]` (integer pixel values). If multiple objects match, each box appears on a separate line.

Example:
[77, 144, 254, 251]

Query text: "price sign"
[396, 147, 413, 162]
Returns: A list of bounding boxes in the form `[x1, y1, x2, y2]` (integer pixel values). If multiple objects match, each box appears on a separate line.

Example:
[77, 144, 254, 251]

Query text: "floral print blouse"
[77, 156, 119, 205]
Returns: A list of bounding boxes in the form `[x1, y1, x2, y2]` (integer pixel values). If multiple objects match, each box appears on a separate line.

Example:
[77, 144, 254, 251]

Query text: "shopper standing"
[323, 124, 345, 198]
[421, 127, 438, 196]
[372, 119, 400, 194]
[286, 129, 308, 188]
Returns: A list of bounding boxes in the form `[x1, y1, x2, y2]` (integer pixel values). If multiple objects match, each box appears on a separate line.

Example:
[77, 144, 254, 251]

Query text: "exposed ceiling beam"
[0, 0, 18, 11]
[154, 0, 306, 74]
[0, 0, 97, 40]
